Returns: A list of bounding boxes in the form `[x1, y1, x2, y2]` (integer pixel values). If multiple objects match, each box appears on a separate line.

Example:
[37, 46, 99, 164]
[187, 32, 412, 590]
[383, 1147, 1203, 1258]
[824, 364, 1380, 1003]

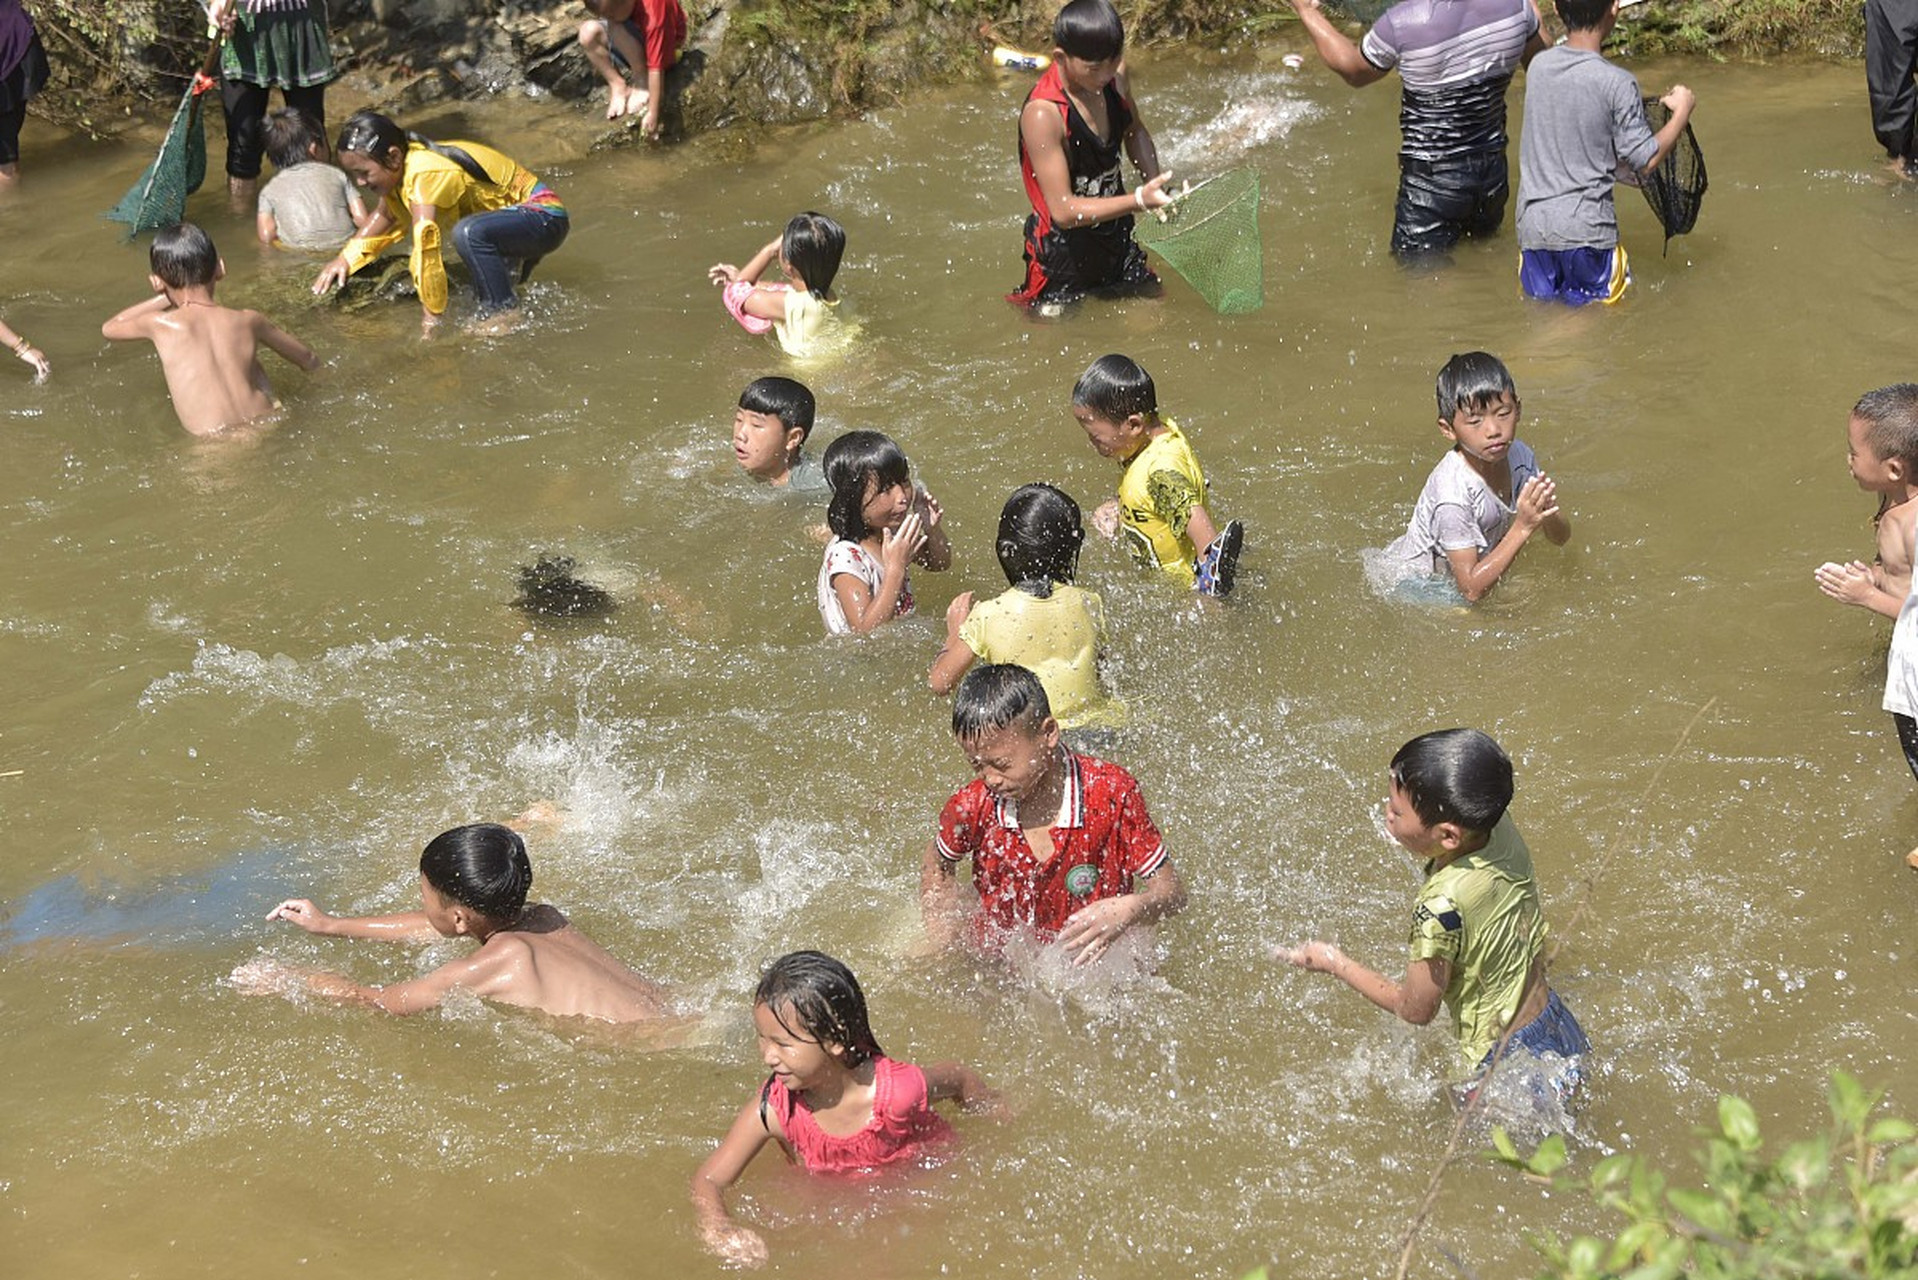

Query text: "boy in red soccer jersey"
[921, 664, 1185, 963]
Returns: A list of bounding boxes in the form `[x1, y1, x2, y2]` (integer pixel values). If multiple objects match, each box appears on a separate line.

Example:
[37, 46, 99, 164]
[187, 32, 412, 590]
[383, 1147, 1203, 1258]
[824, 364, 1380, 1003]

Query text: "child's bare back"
[464, 903, 672, 1022]
[101, 222, 318, 436]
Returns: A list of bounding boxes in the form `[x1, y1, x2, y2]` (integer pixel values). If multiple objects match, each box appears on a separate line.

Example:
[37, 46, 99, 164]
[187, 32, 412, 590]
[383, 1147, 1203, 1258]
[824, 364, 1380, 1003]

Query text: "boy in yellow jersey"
[1070, 353, 1243, 597]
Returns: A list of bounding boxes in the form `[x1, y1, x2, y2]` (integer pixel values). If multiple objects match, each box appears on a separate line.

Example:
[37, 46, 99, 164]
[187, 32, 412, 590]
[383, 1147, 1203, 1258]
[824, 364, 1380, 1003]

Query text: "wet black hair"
[755, 950, 883, 1067]
[996, 483, 1083, 596]
[823, 429, 911, 542]
[263, 107, 326, 170]
[951, 663, 1053, 740]
[513, 554, 616, 619]
[1053, 0, 1125, 60]
[1853, 383, 1918, 473]
[1434, 351, 1519, 420]
[1553, 0, 1612, 31]
[1389, 729, 1514, 833]
[335, 110, 409, 168]
[782, 211, 846, 301]
[1072, 353, 1158, 422]
[150, 222, 219, 288]
[418, 822, 533, 923]
[738, 375, 816, 442]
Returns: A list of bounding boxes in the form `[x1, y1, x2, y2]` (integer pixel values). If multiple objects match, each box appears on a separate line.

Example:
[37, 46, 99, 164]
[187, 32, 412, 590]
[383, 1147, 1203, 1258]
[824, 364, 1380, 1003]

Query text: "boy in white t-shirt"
[1380, 352, 1570, 603]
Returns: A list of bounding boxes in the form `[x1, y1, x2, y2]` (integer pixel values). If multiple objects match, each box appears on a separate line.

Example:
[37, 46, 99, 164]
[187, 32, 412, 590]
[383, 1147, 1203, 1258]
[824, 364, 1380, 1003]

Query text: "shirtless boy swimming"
[239, 822, 671, 1023]
[101, 221, 319, 436]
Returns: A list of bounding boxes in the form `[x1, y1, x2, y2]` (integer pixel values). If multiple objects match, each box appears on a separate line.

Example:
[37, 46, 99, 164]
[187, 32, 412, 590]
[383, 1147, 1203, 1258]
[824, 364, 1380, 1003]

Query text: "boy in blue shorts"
[1071, 353, 1244, 597]
[1514, 0, 1695, 305]
[1274, 728, 1588, 1099]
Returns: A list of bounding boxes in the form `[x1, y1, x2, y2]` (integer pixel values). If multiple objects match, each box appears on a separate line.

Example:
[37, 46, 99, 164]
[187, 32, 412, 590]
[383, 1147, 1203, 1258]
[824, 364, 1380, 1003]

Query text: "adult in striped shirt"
[1288, 0, 1547, 259]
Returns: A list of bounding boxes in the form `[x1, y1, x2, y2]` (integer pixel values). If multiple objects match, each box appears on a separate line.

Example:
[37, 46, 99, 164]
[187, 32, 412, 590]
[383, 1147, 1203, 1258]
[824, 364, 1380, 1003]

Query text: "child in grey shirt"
[256, 108, 367, 252]
[1514, 0, 1694, 305]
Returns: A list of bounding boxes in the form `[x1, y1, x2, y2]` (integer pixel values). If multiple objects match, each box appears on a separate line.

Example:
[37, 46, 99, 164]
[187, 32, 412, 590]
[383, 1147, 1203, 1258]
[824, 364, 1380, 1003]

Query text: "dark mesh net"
[1637, 97, 1706, 254]
[105, 57, 217, 237]
[1133, 168, 1265, 315]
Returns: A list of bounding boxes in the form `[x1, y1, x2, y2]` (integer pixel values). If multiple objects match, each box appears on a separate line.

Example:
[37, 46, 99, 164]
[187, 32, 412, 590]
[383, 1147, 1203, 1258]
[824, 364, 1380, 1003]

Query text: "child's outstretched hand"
[1514, 474, 1559, 529]
[266, 898, 336, 934]
[707, 262, 744, 286]
[1092, 499, 1122, 540]
[1815, 560, 1879, 607]
[701, 1221, 769, 1269]
[1271, 940, 1340, 973]
[882, 510, 928, 574]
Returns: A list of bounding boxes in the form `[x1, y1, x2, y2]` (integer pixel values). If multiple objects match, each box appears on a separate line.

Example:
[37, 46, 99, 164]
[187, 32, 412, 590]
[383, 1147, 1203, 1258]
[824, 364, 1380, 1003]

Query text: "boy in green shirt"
[1275, 728, 1588, 1098]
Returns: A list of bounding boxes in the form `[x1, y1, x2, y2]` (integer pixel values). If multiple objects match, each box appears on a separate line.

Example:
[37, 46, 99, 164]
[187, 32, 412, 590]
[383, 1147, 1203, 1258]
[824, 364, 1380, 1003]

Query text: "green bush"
[1502, 1073, 1918, 1279]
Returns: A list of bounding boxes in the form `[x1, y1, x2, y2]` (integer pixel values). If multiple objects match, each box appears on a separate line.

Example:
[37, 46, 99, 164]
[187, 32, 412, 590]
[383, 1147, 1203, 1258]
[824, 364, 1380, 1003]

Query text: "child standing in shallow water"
[102, 222, 319, 435]
[709, 212, 846, 359]
[1275, 728, 1589, 1099]
[1815, 384, 1918, 620]
[817, 430, 950, 635]
[691, 951, 999, 1267]
[1379, 351, 1569, 603]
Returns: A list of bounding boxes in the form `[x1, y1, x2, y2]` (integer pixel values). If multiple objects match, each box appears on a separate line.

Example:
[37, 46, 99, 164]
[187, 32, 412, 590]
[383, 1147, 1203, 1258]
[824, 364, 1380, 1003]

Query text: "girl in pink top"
[691, 951, 1000, 1267]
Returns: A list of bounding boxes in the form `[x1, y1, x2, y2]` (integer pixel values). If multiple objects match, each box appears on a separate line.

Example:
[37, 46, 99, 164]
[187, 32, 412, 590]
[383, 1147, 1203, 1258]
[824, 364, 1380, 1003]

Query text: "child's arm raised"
[1021, 97, 1172, 229]
[251, 311, 321, 372]
[1640, 85, 1697, 174]
[1444, 474, 1561, 602]
[101, 293, 171, 343]
[913, 486, 952, 571]
[832, 512, 927, 634]
[1273, 940, 1449, 1026]
[707, 239, 789, 320]
[690, 1100, 778, 1268]
[929, 593, 977, 694]
[266, 897, 442, 942]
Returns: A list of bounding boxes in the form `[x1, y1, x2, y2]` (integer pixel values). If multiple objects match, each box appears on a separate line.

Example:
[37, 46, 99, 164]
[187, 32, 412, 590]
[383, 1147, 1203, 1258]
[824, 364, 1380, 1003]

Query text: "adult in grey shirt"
[1288, 0, 1546, 259]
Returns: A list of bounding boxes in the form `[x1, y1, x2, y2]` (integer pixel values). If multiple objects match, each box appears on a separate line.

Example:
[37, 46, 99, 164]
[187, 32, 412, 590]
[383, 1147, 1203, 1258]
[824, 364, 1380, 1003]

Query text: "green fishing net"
[105, 71, 214, 236]
[1133, 168, 1265, 315]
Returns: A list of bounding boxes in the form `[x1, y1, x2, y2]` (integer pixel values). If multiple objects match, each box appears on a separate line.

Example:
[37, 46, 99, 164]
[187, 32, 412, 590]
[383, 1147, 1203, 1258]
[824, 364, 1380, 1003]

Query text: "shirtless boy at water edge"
[101, 222, 319, 435]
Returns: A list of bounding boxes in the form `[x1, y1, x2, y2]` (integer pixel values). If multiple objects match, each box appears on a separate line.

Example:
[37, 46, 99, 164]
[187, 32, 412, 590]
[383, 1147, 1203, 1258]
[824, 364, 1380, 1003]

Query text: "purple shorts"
[1519, 245, 1630, 306]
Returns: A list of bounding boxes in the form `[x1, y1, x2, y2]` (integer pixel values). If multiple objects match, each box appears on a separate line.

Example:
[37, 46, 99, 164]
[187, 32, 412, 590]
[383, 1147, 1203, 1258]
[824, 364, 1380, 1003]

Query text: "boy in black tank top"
[1009, 0, 1175, 312]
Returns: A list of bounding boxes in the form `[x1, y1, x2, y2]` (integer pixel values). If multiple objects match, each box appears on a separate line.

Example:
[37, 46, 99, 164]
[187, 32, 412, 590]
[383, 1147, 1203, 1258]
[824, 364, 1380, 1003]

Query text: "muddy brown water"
[3, 42, 1915, 1280]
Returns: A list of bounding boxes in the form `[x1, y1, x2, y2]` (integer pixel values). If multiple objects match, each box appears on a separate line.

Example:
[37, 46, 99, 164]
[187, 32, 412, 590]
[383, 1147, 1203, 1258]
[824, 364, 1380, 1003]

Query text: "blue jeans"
[452, 205, 570, 315]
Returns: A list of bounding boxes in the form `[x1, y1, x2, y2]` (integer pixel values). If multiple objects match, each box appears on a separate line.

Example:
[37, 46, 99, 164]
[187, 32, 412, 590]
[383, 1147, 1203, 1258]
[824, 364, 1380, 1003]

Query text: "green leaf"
[1667, 1187, 1733, 1234]
[1491, 1125, 1520, 1162]
[1777, 1138, 1830, 1190]
[1866, 1118, 1917, 1145]
[1529, 1133, 1569, 1178]
[1829, 1071, 1872, 1130]
[1566, 1235, 1605, 1276]
[1718, 1095, 1762, 1150]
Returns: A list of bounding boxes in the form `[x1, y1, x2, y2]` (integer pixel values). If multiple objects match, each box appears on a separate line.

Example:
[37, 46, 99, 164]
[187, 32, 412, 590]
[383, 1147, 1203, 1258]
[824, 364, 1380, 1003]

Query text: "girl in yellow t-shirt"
[930, 483, 1123, 732]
